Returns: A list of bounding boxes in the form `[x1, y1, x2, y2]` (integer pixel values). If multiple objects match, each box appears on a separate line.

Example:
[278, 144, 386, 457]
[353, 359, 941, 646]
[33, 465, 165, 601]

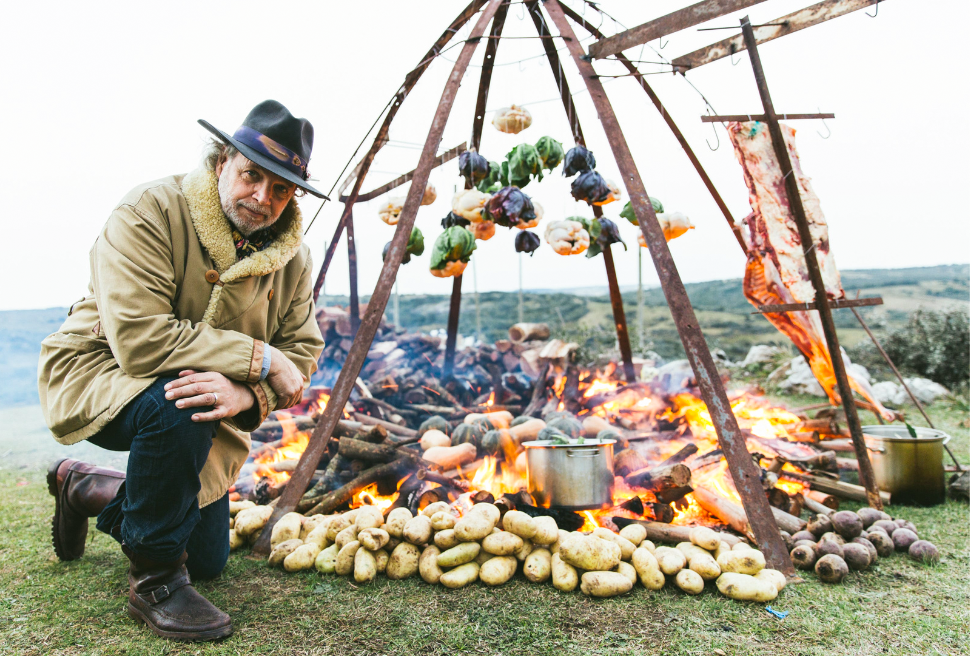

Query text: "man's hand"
[164, 370, 256, 422]
[266, 345, 306, 409]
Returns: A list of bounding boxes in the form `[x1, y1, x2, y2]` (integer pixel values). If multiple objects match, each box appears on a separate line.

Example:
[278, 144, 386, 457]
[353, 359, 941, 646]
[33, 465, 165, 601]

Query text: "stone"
[776, 356, 826, 397]
[741, 344, 785, 368]
[902, 378, 950, 405]
[871, 381, 907, 407]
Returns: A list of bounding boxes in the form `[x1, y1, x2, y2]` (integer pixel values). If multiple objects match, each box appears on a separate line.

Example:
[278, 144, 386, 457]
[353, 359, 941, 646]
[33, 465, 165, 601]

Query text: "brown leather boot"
[124, 546, 233, 641]
[47, 458, 125, 561]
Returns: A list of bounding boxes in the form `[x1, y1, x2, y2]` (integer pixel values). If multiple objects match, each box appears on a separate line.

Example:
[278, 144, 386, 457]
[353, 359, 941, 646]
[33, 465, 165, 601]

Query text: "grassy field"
[1, 398, 968, 655]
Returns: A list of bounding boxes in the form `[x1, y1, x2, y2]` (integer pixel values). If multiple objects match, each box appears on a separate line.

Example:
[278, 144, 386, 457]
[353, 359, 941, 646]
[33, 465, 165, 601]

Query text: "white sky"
[2, 0, 967, 311]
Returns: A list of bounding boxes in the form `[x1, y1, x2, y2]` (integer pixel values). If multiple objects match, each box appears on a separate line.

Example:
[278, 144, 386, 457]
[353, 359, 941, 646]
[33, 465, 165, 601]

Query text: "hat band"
[232, 125, 307, 178]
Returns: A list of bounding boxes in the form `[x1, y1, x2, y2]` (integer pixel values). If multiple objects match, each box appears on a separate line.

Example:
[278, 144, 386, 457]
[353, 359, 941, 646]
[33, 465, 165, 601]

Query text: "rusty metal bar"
[702, 113, 835, 122]
[253, 0, 504, 556]
[346, 210, 359, 333]
[673, 0, 883, 73]
[546, 0, 793, 575]
[739, 16, 882, 510]
[311, 0, 487, 303]
[755, 296, 883, 314]
[587, 0, 769, 60]
[603, 241, 636, 383]
[526, 1, 584, 146]
[443, 275, 464, 378]
[338, 142, 467, 203]
[559, 4, 747, 255]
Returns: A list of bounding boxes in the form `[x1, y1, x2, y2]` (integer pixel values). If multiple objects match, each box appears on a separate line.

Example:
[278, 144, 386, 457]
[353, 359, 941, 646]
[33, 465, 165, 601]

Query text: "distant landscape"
[3, 264, 966, 408]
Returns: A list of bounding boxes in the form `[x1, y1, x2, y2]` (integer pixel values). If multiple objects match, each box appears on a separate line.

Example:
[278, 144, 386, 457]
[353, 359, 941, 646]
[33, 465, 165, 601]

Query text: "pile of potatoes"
[785, 507, 940, 584]
[229, 499, 787, 603]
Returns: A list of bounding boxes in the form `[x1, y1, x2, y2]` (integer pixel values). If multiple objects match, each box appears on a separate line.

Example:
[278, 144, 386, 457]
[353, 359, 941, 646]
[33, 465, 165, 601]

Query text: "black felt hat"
[199, 100, 327, 199]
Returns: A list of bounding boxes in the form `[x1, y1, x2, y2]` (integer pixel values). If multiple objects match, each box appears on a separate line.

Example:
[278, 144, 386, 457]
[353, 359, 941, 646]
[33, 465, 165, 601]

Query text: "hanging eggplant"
[562, 145, 596, 177]
[459, 149, 490, 186]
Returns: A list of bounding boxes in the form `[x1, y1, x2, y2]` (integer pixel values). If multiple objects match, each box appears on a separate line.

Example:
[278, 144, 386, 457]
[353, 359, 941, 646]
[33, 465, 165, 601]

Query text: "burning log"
[523, 361, 552, 417]
[626, 463, 692, 493]
[805, 489, 839, 509]
[657, 444, 699, 468]
[781, 470, 891, 504]
[614, 449, 649, 477]
[611, 518, 744, 547]
[352, 412, 418, 438]
[304, 460, 409, 516]
[654, 485, 693, 505]
[688, 450, 723, 471]
[836, 457, 859, 471]
[616, 496, 675, 523]
[692, 486, 754, 540]
[337, 437, 399, 464]
[416, 468, 470, 491]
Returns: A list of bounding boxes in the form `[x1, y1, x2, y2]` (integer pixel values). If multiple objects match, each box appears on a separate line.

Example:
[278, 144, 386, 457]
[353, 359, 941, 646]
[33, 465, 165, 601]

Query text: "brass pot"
[862, 425, 951, 506]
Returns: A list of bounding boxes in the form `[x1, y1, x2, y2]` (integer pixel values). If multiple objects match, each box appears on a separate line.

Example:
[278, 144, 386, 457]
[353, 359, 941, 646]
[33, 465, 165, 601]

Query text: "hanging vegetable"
[562, 145, 596, 177]
[441, 211, 470, 229]
[619, 197, 664, 225]
[603, 179, 621, 204]
[515, 201, 542, 230]
[584, 217, 626, 259]
[476, 160, 502, 194]
[459, 149, 490, 186]
[430, 226, 477, 278]
[484, 186, 537, 229]
[382, 227, 425, 264]
[451, 188, 491, 222]
[491, 104, 532, 134]
[535, 136, 564, 171]
[636, 212, 695, 247]
[544, 219, 590, 256]
[378, 197, 405, 225]
[503, 143, 543, 188]
[515, 230, 541, 256]
[470, 220, 496, 241]
[421, 183, 437, 206]
[570, 170, 612, 205]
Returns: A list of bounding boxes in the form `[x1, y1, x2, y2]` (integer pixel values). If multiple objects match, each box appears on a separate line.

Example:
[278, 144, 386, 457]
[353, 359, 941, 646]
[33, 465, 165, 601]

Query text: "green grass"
[2, 397, 968, 655]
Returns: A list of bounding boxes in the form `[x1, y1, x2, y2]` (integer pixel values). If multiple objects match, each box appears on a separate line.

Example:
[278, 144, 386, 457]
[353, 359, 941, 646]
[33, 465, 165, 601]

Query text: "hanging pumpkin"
[378, 197, 405, 225]
[492, 104, 533, 134]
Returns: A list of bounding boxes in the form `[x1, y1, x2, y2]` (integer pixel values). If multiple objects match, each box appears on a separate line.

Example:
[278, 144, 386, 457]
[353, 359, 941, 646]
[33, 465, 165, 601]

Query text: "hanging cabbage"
[535, 136, 564, 171]
[476, 160, 502, 194]
[562, 145, 596, 177]
[451, 188, 491, 222]
[459, 149, 490, 186]
[484, 186, 537, 229]
[585, 217, 626, 259]
[492, 105, 533, 134]
[382, 227, 425, 264]
[637, 212, 695, 247]
[619, 197, 664, 225]
[503, 143, 543, 188]
[570, 170, 612, 205]
[544, 219, 590, 256]
[430, 226, 477, 278]
[378, 197, 405, 225]
[441, 211, 470, 229]
[515, 230, 541, 256]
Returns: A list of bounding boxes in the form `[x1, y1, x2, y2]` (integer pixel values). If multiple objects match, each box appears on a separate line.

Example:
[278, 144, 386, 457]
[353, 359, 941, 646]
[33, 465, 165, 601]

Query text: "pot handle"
[566, 448, 600, 458]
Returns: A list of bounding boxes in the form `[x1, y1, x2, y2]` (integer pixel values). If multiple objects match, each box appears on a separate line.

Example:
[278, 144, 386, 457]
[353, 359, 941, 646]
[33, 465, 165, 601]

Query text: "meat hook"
[659, 35, 668, 49]
[706, 116, 720, 151]
[866, 0, 879, 18]
[816, 112, 832, 139]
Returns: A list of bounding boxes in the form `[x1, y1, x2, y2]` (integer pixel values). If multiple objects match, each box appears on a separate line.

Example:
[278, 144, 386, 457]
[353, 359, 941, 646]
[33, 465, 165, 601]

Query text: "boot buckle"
[148, 585, 170, 604]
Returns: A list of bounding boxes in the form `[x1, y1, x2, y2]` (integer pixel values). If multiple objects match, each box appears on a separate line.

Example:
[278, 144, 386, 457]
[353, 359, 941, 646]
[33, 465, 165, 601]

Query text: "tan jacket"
[38, 167, 325, 507]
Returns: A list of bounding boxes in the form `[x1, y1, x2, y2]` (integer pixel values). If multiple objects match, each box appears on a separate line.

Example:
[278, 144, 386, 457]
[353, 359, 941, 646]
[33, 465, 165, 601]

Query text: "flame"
[485, 392, 495, 408]
[252, 411, 310, 486]
[580, 510, 600, 532]
[352, 483, 397, 514]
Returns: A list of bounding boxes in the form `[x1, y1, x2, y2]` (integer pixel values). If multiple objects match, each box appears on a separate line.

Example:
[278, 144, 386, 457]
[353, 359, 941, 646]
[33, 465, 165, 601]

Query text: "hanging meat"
[728, 120, 891, 419]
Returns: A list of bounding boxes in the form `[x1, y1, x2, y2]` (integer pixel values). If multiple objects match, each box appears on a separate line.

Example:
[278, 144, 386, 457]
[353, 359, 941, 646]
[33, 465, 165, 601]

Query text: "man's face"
[216, 152, 298, 235]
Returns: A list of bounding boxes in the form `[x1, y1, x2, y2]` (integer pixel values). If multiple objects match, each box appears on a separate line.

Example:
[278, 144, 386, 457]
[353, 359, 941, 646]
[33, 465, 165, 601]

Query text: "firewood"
[688, 450, 723, 471]
[802, 495, 834, 516]
[836, 457, 859, 471]
[418, 487, 458, 508]
[304, 460, 409, 516]
[646, 502, 675, 523]
[338, 438, 398, 464]
[766, 487, 792, 513]
[656, 443, 698, 468]
[353, 412, 419, 438]
[416, 469, 470, 491]
[805, 489, 840, 509]
[508, 322, 550, 344]
[614, 449, 649, 478]
[359, 425, 388, 444]
[788, 492, 804, 518]
[625, 463, 692, 492]
[610, 517, 743, 547]
[691, 486, 754, 540]
[654, 485, 693, 505]
[780, 470, 891, 504]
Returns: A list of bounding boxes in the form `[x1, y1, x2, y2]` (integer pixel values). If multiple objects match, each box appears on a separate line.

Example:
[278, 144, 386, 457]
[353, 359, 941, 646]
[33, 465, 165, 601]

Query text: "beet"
[871, 520, 897, 536]
[790, 545, 816, 570]
[852, 537, 878, 563]
[842, 543, 871, 571]
[780, 530, 794, 553]
[831, 511, 864, 540]
[792, 530, 815, 543]
[896, 520, 918, 535]
[866, 530, 895, 558]
[817, 539, 844, 559]
[856, 507, 883, 528]
[807, 514, 833, 539]
[820, 532, 846, 546]
[815, 554, 849, 583]
[908, 540, 940, 565]
[892, 528, 919, 552]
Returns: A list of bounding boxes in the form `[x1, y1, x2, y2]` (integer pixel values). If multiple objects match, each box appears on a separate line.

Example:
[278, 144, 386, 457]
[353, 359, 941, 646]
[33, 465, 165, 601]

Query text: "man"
[39, 100, 326, 642]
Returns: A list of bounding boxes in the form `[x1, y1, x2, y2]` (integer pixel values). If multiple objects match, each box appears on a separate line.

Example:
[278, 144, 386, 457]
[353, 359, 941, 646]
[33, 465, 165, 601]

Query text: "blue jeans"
[90, 377, 230, 580]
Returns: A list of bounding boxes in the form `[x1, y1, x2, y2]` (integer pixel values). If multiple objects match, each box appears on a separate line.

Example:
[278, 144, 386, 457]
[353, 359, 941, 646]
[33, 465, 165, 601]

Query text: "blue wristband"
[260, 347, 272, 381]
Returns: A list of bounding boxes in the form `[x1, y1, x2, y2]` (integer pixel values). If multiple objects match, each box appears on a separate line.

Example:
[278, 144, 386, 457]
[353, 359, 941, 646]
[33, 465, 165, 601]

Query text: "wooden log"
[771, 506, 807, 534]
[789, 492, 804, 518]
[611, 517, 744, 546]
[657, 444, 699, 468]
[688, 450, 723, 471]
[337, 438, 398, 464]
[416, 468, 471, 491]
[626, 463, 692, 492]
[305, 460, 410, 516]
[614, 449, 650, 477]
[692, 486, 754, 540]
[523, 360, 552, 417]
[802, 495, 834, 516]
[781, 470, 891, 504]
[805, 489, 840, 510]
[836, 457, 859, 471]
[359, 425, 388, 444]
[352, 412, 418, 437]
[508, 322, 550, 344]
[655, 485, 693, 505]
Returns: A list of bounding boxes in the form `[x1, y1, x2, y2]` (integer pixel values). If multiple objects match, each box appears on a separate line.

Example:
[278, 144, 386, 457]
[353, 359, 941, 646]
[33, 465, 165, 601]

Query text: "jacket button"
[205, 269, 219, 283]
[268, 289, 275, 301]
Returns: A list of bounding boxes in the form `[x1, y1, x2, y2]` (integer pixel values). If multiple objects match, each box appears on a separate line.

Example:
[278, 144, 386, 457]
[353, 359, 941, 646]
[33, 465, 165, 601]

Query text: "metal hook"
[730, 50, 741, 66]
[518, 1, 526, 21]
[866, 0, 879, 18]
[817, 111, 832, 139]
[706, 118, 720, 151]
[659, 35, 668, 49]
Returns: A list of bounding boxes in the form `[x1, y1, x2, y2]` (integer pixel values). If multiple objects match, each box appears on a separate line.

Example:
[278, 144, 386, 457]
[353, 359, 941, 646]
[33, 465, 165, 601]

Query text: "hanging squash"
[544, 219, 590, 256]
[492, 104, 533, 134]
[470, 220, 496, 241]
[637, 212, 695, 246]
[421, 183, 437, 206]
[451, 188, 491, 223]
[378, 197, 405, 225]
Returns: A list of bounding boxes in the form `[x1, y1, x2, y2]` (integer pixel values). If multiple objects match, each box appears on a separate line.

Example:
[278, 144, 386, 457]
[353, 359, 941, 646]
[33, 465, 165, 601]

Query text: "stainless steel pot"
[523, 439, 615, 510]
[863, 425, 951, 506]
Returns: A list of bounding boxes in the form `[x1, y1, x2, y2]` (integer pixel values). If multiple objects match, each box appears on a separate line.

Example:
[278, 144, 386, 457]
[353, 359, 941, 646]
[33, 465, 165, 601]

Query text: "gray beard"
[218, 169, 275, 236]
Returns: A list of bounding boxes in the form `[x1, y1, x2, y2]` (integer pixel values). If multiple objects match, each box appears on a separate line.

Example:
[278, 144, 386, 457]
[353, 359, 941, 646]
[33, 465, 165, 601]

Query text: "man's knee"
[140, 378, 218, 444]
[186, 547, 229, 581]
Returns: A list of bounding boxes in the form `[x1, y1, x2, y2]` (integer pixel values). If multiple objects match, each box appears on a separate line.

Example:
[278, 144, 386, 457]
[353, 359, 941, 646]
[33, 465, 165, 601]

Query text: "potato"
[641, 540, 657, 555]
[688, 551, 721, 581]
[419, 546, 444, 584]
[515, 538, 534, 562]
[551, 530, 570, 554]
[831, 511, 864, 540]
[233, 505, 273, 537]
[421, 501, 451, 518]
[532, 517, 559, 545]
[790, 545, 816, 570]
[315, 543, 340, 574]
[420, 429, 451, 451]
[690, 526, 721, 552]
[524, 548, 552, 583]
[268, 538, 303, 567]
[335, 525, 359, 550]
[440, 562, 480, 589]
[841, 543, 871, 571]
[403, 515, 433, 546]
[815, 554, 848, 583]
[676, 541, 708, 561]
[358, 528, 390, 552]
[385, 508, 412, 538]
[454, 513, 495, 542]
[469, 503, 501, 526]
[675, 569, 705, 595]
[592, 528, 635, 561]
[632, 547, 665, 590]
[502, 510, 538, 539]
[618, 523, 647, 547]
[229, 529, 245, 551]
[430, 511, 456, 531]
[551, 553, 579, 592]
[386, 542, 421, 580]
[560, 535, 622, 572]
[326, 514, 351, 542]
[714, 541, 732, 561]
[229, 517, 234, 529]
[732, 542, 753, 551]
[893, 528, 919, 552]
[475, 551, 496, 566]
[355, 506, 384, 531]
[386, 536, 402, 552]
[716, 572, 777, 602]
[375, 548, 390, 573]
[354, 548, 378, 583]
[581, 571, 634, 597]
[908, 540, 940, 564]
[284, 543, 321, 573]
[300, 514, 328, 541]
[654, 546, 687, 576]
[335, 541, 361, 576]
[229, 500, 256, 517]
[614, 561, 638, 586]
[434, 529, 460, 550]
[716, 549, 765, 576]
[247, 528, 263, 546]
[304, 524, 331, 550]
[438, 542, 481, 568]
[482, 531, 524, 556]
[754, 568, 787, 593]
[343, 509, 360, 524]
[480, 556, 518, 586]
